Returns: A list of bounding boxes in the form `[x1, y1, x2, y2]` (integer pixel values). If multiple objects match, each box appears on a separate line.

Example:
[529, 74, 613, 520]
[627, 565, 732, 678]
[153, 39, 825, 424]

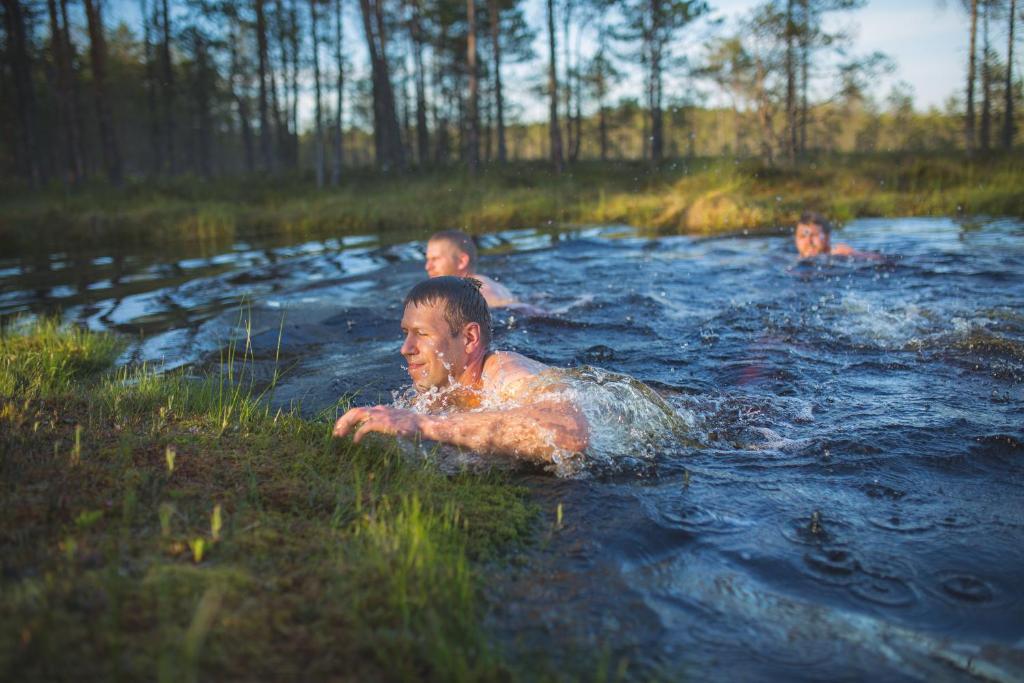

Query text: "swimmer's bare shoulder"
[482, 351, 559, 398]
[474, 274, 518, 307]
[478, 351, 586, 455]
[831, 243, 884, 260]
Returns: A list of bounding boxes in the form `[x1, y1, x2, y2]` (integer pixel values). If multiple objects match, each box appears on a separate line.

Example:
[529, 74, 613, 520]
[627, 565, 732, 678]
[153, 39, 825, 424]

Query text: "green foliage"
[0, 319, 122, 398]
[2, 153, 1021, 256]
[0, 322, 537, 681]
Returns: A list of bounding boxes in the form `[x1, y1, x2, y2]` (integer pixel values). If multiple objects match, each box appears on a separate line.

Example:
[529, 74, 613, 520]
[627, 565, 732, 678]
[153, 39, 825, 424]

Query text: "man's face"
[425, 239, 469, 278]
[795, 222, 830, 258]
[400, 301, 467, 391]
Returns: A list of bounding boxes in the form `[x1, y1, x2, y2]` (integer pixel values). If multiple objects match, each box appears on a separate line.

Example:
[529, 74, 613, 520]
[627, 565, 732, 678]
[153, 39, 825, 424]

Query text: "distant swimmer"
[425, 230, 519, 307]
[794, 211, 881, 260]
[333, 276, 588, 462]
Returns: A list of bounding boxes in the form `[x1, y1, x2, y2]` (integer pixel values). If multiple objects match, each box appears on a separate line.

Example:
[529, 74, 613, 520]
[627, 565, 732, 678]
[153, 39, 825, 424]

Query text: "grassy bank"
[0, 320, 539, 680]
[2, 152, 1021, 254]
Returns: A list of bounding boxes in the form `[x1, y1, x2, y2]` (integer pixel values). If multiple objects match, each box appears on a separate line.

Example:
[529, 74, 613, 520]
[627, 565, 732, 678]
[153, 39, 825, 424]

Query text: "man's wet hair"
[429, 230, 478, 268]
[404, 276, 492, 346]
[799, 211, 832, 234]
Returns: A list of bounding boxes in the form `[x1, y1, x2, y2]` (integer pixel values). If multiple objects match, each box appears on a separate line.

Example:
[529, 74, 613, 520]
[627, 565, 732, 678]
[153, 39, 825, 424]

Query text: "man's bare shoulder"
[473, 273, 518, 307]
[831, 243, 883, 260]
[481, 351, 555, 396]
[483, 350, 548, 377]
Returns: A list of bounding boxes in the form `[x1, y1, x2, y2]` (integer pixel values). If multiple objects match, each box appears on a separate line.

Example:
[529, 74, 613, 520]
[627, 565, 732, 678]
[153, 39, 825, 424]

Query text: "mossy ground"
[0, 320, 540, 681]
[2, 153, 1021, 255]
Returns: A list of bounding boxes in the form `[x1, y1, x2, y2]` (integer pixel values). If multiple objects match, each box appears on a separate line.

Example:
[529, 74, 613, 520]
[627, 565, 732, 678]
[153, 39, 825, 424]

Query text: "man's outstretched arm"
[332, 401, 588, 463]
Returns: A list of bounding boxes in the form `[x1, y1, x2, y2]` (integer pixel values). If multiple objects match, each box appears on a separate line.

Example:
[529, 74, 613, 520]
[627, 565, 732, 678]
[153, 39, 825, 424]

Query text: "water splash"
[389, 364, 699, 477]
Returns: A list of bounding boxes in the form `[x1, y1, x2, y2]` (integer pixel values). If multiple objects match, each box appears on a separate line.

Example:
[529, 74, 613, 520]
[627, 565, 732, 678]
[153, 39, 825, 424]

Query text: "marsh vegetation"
[0, 319, 543, 680]
[3, 153, 1022, 256]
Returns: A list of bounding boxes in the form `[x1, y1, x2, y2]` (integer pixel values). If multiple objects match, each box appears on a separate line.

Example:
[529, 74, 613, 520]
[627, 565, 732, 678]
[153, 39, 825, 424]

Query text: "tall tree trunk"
[160, 0, 176, 173]
[755, 58, 776, 165]
[401, 55, 412, 160]
[193, 31, 212, 178]
[411, 3, 429, 165]
[228, 24, 255, 173]
[255, 0, 274, 170]
[573, 99, 582, 160]
[562, 0, 573, 160]
[734, 104, 742, 157]
[784, 0, 796, 162]
[3, 0, 41, 185]
[289, 0, 300, 167]
[139, 0, 162, 176]
[571, 25, 582, 161]
[45, 0, 63, 180]
[466, 0, 480, 173]
[310, 0, 325, 187]
[546, 0, 563, 172]
[649, 0, 663, 163]
[59, 0, 89, 176]
[966, 0, 978, 154]
[274, 0, 292, 166]
[1004, 0, 1016, 149]
[599, 101, 608, 161]
[488, 0, 506, 162]
[433, 22, 450, 164]
[42, 61, 60, 179]
[83, 0, 122, 184]
[483, 86, 492, 162]
[798, 0, 809, 154]
[377, 0, 406, 168]
[48, 0, 84, 184]
[332, 0, 344, 183]
[264, 1, 283, 167]
[269, 46, 286, 170]
[980, 0, 991, 151]
[641, 58, 649, 159]
[686, 109, 695, 157]
[597, 34, 608, 162]
[456, 79, 466, 162]
[358, 0, 405, 169]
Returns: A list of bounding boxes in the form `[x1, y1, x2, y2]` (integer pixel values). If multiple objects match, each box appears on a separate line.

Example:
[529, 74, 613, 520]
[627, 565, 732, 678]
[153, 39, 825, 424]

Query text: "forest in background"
[2, 0, 1022, 191]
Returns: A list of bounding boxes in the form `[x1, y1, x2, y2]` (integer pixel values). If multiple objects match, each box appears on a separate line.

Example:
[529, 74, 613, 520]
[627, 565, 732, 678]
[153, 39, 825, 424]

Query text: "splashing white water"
[391, 364, 697, 477]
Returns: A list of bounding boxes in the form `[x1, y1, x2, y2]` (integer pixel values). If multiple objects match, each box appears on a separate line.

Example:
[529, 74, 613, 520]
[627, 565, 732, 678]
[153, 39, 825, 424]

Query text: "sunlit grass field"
[0, 319, 547, 680]
[2, 152, 1021, 255]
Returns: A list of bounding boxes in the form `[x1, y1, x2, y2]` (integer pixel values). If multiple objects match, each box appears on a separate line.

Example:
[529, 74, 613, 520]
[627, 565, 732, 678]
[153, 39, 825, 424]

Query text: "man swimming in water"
[332, 276, 588, 462]
[794, 211, 880, 259]
[424, 230, 518, 307]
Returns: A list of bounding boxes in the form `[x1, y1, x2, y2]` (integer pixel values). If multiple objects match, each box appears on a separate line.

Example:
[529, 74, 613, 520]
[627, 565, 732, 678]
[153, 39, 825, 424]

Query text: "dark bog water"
[3, 217, 1023, 679]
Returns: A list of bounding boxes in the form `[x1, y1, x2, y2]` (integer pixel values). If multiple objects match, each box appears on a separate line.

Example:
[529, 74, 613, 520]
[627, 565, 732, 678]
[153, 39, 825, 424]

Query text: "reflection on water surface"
[3, 217, 1023, 680]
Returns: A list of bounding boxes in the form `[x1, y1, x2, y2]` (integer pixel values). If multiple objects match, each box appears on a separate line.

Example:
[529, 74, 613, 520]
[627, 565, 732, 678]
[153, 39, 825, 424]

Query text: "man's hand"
[332, 405, 427, 443]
